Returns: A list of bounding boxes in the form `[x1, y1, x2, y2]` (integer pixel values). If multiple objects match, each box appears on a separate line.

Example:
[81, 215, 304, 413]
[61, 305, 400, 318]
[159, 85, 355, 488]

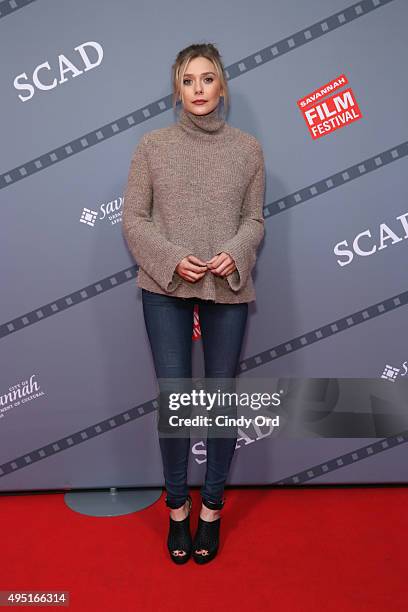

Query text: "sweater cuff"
[222, 246, 255, 293]
[226, 269, 242, 292]
[161, 247, 193, 292]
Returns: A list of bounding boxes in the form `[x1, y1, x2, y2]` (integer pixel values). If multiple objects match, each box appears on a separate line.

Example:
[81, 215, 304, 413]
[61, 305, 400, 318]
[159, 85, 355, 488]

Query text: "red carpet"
[2, 486, 406, 611]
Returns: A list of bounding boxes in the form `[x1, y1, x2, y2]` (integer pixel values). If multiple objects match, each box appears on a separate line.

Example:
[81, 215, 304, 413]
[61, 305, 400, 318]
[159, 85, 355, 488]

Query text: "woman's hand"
[176, 255, 208, 283]
[205, 252, 237, 277]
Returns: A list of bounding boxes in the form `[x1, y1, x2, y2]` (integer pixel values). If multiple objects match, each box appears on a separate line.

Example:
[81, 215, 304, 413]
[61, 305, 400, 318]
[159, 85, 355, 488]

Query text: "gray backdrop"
[1, 0, 408, 491]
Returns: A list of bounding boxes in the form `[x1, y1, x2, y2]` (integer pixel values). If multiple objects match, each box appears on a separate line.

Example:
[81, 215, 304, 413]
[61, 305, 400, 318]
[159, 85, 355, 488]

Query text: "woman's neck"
[178, 104, 226, 140]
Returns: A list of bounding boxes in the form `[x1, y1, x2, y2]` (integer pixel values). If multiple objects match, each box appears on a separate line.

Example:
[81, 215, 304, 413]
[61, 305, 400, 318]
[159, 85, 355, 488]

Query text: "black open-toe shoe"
[167, 495, 193, 564]
[192, 498, 225, 564]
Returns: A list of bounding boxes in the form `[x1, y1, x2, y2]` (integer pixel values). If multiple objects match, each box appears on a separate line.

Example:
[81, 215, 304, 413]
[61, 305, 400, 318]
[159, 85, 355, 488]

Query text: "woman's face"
[180, 56, 224, 115]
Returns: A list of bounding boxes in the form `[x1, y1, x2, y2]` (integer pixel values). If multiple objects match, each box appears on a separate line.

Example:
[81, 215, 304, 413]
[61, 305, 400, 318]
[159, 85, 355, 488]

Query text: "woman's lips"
[192, 100, 207, 104]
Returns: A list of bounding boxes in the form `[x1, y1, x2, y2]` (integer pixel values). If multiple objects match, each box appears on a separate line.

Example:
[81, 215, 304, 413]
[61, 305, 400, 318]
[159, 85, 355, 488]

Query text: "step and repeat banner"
[1, 0, 408, 492]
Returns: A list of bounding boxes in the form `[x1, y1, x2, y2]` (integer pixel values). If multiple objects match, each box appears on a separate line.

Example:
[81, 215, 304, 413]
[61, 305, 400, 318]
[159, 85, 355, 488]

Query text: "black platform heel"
[167, 494, 193, 564]
[192, 497, 225, 564]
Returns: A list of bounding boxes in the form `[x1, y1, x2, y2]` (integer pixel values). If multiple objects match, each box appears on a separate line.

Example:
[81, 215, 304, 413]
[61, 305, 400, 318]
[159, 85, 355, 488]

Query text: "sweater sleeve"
[219, 142, 265, 292]
[122, 134, 193, 292]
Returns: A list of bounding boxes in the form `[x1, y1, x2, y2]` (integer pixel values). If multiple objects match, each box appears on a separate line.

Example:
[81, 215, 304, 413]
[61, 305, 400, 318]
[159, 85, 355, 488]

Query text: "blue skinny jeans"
[141, 288, 248, 510]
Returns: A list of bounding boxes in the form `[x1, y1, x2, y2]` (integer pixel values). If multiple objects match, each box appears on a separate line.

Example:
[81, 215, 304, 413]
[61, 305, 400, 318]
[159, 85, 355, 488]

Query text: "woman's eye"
[182, 77, 214, 85]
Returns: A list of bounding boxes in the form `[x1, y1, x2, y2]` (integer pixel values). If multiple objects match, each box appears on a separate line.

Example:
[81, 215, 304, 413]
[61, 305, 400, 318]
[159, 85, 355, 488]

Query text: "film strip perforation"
[264, 141, 408, 218]
[2, 393, 408, 483]
[0, 0, 37, 19]
[0, 0, 404, 482]
[0, 399, 157, 478]
[0, 93, 173, 190]
[274, 430, 408, 485]
[3, 271, 407, 385]
[2, 138, 407, 339]
[0, 0, 396, 188]
[1, 266, 137, 338]
[237, 289, 408, 374]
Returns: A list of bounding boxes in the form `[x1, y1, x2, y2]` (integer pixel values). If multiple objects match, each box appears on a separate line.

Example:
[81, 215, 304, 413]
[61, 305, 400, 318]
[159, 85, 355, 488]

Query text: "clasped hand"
[176, 252, 236, 284]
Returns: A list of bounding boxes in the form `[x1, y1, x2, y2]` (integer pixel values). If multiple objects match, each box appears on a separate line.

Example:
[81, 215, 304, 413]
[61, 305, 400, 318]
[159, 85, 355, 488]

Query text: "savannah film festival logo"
[297, 74, 362, 139]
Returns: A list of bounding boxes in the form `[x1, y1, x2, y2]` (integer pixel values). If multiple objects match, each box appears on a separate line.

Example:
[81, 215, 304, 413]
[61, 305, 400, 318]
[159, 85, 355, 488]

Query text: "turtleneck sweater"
[122, 104, 265, 303]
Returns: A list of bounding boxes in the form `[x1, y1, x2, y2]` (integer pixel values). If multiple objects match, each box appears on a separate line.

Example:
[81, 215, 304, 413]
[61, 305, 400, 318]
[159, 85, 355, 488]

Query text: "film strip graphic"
[1, 391, 408, 484]
[265, 140, 408, 219]
[1, 138, 407, 340]
[0, 0, 396, 190]
[0, 0, 37, 20]
[0, 265, 137, 339]
[0, 0, 404, 481]
[1, 284, 408, 479]
[238, 288, 408, 374]
[274, 430, 408, 485]
[0, 397, 156, 479]
[1, 139, 407, 479]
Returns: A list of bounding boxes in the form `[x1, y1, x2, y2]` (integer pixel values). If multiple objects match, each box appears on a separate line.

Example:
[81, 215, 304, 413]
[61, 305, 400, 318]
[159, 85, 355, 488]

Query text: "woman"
[122, 42, 265, 564]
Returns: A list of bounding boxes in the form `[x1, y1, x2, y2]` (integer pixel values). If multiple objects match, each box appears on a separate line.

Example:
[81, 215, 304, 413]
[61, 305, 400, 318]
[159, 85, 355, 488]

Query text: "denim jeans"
[141, 288, 248, 510]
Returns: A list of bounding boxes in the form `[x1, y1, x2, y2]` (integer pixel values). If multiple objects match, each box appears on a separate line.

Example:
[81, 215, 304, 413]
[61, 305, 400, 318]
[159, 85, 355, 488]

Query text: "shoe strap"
[165, 494, 192, 510]
[202, 497, 225, 510]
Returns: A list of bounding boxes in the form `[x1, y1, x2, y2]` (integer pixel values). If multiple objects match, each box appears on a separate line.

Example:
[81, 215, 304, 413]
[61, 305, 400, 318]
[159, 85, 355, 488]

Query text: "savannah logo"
[381, 362, 408, 382]
[80, 196, 123, 227]
[0, 374, 45, 419]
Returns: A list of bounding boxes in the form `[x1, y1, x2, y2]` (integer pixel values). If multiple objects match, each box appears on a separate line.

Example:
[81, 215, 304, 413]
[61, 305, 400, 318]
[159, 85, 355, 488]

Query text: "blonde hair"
[172, 43, 229, 117]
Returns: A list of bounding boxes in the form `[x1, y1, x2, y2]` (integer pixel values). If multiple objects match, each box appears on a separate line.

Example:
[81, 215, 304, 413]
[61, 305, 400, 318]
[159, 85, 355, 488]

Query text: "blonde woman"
[122, 43, 265, 564]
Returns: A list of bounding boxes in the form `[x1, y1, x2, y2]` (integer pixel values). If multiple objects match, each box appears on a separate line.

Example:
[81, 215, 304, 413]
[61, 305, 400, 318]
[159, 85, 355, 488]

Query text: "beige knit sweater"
[122, 105, 265, 303]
